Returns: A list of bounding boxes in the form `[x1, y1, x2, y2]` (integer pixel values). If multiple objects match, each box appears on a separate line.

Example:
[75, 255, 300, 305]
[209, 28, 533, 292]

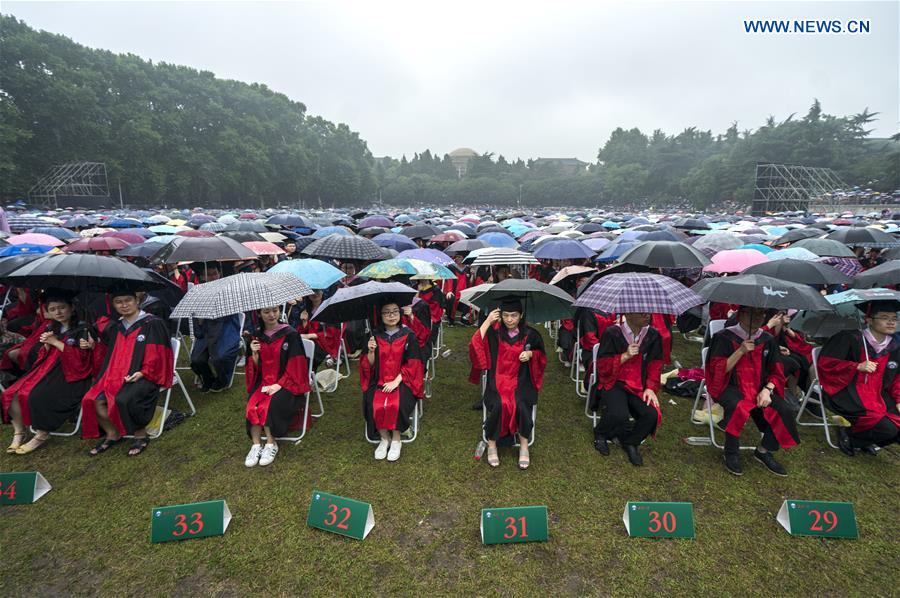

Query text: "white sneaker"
[244, 444, 262, 467]
[374, 439, 390, 460]
[236, 356, 246, 367]
[258, 443, 279, 466]
[387, 440, 402, 462]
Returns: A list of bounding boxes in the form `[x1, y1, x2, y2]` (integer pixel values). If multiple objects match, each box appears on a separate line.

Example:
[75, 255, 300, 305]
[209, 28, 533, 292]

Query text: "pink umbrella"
[7, 233, 66, 247]
[176, 229, 216, 237]
[100, 230, 145, 244]
[64, 236, 130, 252]
[430, 232, 464, 243]
[240, 212, 260, 220]
[242, 241, 285, 256]
[703, 249, 769, 274]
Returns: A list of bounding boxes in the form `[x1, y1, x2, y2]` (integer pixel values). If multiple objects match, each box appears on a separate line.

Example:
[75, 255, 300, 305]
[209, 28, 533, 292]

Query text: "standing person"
[468, 299, 547, 469]
[705, 305, 800, 476]
[360, 302, 424, 462]
[3, 293, 94, 454]
[817, 301, 900, 456]
[80, 290, 174, 457]
[591, 313, 663, 466]
[243, 306, 311, 468]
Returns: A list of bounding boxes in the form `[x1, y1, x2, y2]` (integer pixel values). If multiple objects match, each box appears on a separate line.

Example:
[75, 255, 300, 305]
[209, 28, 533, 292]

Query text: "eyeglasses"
[872, 316, 898, 323]
[381, 310, 400, 316]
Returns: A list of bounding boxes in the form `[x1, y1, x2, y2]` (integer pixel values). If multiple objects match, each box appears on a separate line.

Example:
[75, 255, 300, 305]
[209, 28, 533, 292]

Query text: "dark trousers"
[483, 392, 534, 442]
[594, 383, 657, 446]
[191, 349, 236, 389]
[848, 416, 900, 448]
[719, 387, 797, 455]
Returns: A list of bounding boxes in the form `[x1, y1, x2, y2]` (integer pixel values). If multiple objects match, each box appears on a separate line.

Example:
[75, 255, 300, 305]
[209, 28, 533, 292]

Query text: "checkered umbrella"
[818, 256, 863, 277]
[8, 216, 53, 233]
[170, 273, 313, 319]
[574, 273, 704, 315]
[468, 248, 539, 266]
[302, 233, 384, 261]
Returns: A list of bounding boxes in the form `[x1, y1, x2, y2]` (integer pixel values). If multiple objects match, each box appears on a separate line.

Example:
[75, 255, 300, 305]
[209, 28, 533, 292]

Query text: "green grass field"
[1, 326, 896, 596]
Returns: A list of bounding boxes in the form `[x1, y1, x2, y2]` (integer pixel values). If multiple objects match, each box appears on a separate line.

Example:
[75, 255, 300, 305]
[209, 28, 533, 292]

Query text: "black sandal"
[127, 437, 150, 457]
[89, 436, 123, 456]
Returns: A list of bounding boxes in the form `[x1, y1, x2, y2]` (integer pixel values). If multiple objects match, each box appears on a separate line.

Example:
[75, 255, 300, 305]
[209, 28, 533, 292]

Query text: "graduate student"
[3, 292, 94, 454]
[705, 305, 800, 476]
[817, 301, 900, 456]
[80, 289, 174, 457]
[416, 279, 447, 347]
[243, 305, 311, 467]
[294, 290, 341, 371]
[469, 299, 547, 469]
[591, 312, 663, 466]
[360, 301, 424, 462]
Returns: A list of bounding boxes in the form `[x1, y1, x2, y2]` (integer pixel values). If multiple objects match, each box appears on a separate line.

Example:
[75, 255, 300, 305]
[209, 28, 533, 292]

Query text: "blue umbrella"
[268, 258, 345, 289]
[63, 216, 95, 228]
[372, 233, 418, 251]
[533, 238, 595, 260]
[104, 218, 143, 228]
[0, 244, 55, 256]
[477, 232, 519, 248]
[312, 225, 353, 238]
[595, 240, 639, 262]
[29, 226, 79, 241]
[601, 221, 621, 230]
[617, 230, 647, 242]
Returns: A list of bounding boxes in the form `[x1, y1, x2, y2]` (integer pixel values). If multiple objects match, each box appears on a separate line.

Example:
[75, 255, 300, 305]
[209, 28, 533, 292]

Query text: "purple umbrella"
[359, 215, 394, 228]
[532, 238, 596, 260]
[396, 248, 454, 266]
[573, 273, 703, 315]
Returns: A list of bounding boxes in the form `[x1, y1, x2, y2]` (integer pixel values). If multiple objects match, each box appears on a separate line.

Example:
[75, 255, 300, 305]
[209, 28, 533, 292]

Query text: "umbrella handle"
[863, 332, 869, 384]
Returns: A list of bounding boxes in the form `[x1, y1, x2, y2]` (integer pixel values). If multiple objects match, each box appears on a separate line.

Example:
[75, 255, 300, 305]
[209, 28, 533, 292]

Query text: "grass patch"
[0, 326, 896, 595]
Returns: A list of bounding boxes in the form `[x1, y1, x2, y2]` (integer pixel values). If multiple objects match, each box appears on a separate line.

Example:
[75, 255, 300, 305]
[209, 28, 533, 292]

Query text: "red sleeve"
[597, 355, 621, 391]
[59, 344, 93, 382]
[705, 333, 736, 400]
[526, 329, 547, 392]
[469, 328, 492, 372]
[404, 315, 430, 349]
[91, 338, 108, 376]
[890, 370, 900, 403]
[140, 342, 174, 389]
[319, 324, 341, 358]
[245, 352, 258, 394]
[766, 357, 786, 396]
[277, 334, 310, 395]
[401, 334, 425, 399]
[647, 358, 663, 392]
[359, 352, 372, 392]
[817, 356, 858, 396]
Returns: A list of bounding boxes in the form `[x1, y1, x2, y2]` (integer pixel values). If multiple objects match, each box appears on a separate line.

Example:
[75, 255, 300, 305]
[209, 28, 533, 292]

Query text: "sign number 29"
[809, 509, 838, 533]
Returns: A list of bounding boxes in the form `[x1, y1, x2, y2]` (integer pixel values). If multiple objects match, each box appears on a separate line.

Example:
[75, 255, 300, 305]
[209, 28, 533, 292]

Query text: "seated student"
[243, 305, 310, 467]
[3, 292, 94, 454]
[0, 302, 49, 381]
[294, 290, 340, 371]
[416, 279, 447, 347]
[442, 256, 469, 325]
[818, 301, 900, 456]
[591, 313, 663, 466]
[360, 302, 424, 462]
[705, 305, 800, 477]
[763, 310, 815, 398]
[3, 288, 38, 335]
[80, 290, 174, 457]
[188, 265, 241, 392]
[469, 300, 547, 470]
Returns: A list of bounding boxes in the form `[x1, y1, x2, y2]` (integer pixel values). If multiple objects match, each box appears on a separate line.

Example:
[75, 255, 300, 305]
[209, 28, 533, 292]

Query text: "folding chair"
[688, 346, 755, 450]
[364, 399, 421, 444]
[481, 403, 536, 447]
[322, 327, 352, 393]
[33, 407, 82, 438]
[125, 337, 196, 440]
[705, 319, 726, 346]
[796, 347, 838, 449]
[225, 313, 246, 388]
[584, 344, 600, 427]
[262, 338, 324, 445]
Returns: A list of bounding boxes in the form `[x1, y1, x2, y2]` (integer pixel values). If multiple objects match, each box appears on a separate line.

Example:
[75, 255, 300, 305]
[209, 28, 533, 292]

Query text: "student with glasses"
[818, 301, 900, 456]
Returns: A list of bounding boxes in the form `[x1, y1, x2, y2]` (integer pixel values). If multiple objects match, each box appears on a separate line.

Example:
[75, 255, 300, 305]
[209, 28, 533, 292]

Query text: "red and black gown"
[402, 303, 431, 351]
[0, 315, 48, 378]
[4, 289, 37, 335]
[297, 318, 341, 370]
[359, 326, 424, 437]
[441, 267, 468, 322]
[81, 314, 174, 439]
[818, 330, 900, 448]
[765, 326, 815, 391]
[705, 327, 799, 454]
[469, 323, 547, 443]
[650, 313, 675, 364]
[577, 308, 617, 386]
[1, 321, 93, 431]
[556, 318, 576, 361]
[417, 285, 446, 346]
[592, 325, 663, 445]
[244, 325, 311, 438]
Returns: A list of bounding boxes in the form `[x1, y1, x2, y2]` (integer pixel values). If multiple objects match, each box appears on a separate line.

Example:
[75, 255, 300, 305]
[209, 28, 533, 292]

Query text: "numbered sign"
[0, 471, 51, 505]
[623, 502, 695, 538]
[150, 500, 232, 543]
[306, 490, 374, 540]
[480, 506, 548, 545]
[777, 500, 858, 539]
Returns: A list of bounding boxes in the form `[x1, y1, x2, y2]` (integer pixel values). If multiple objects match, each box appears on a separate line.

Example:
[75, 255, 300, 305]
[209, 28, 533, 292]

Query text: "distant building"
[532, 157, 589, 174]
[448, 148, 478, 178]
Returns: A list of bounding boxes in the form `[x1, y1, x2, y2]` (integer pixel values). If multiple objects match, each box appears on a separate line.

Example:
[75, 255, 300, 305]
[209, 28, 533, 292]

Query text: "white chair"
[262, 338, 325, 445]
[323, 328, 352, 394]
[124, 337, 196, 440]
[479, 370, 536, 447]
[795, 347, 838, 449]
[707, 319, 726, 342]
[584, 344, 600, 427]
[364, 400, 421, 444]
[689, 346, 755, 451]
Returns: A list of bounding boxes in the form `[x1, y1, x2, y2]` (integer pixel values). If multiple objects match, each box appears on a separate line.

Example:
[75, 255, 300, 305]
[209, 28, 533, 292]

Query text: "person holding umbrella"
[243, 305, 311, 467]
[706, 306, 800, 476]
[469, 298, 547, 469]
[188, 263, 242, 393]
[817, 300, 900, 456]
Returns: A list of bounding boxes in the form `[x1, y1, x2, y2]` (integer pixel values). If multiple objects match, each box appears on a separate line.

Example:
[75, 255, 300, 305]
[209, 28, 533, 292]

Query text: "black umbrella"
[358, 226, 389, 237]
[302, 233, 384, 261]
[150, 236, 258, 264]
[444, 239, 488, 255]
[117, 242, 164, 260]
[673, 217, 709, 230]
[691, 274, 833, 310]
[618, 241, 710, 269]
[220, 231, 267, 243]
[0, 253, 46, 277]
[852, 260, 900, 289]
[825, 227, 899, 248]
[470, 278, 575, 322]
[742, 258, 851, 285]
[401, 224, 441, 240]
[311, 281, 417, 324]
[223, 221, 268, 233]
[791, 238, 857, 257]
[0, 253, 166, 292]
[773, 228, 823, 245]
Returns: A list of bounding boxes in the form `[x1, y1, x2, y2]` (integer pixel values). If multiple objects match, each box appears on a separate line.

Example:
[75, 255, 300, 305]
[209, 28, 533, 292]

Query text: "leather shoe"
[623, 444, 643, 466]
[593, 432, 609, 456]
[724, 452, 743, 476]
[837, 427, 855, 457]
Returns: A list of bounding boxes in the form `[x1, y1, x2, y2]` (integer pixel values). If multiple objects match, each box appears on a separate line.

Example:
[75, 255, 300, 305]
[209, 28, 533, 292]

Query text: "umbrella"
[469, 248, 539, 266]
[825, 227, 900, 248]
[581, 237, 611, 252]
[595, 240, 640, 263]
[742, 258, 851, 285]
[825, 288, 900, 308]
[359, 226, 389, 237]
[549, 265, 596, 287]
[430, 232, 464, 243]
[0, 253, 166, 292]
[691, 274, 833, 310]
[532, 238, 594, 260]
[741, 243, 774, 254]
[199, 222, 228, 232]
[267, 214, 311, 228]
[220, 230, 266, 243]
[358, 258, 454, 281]
[789, 308, 861, 339]
[302, 233, 384, 261]
[459, 282, 493, 309]
[260, 232, 288, 243]
[693, 232, 744, 254]
[104, 218, 143, 228]
[149, 225, 185, 234]
[470, 278, 574, 322]
[223, 221, 268, 233]
[312, 225, 354, 238]
[267, 258, 345, 289]
[703, 249, 768, 273]
[618, 241, 710, 269]
[674, 217, 709, 230]
[773, 228, 823, 245]
[574, 273, 703, 315]
[791, 238, 857, 258]
[477, 232, 519, 249]
[766, 247, 820, 261]
[28, 226, 79, 241]
[311, 281, 417, 324]
[117, 242, 164, 260]
[176, 229, 216, 238]
[101, 231, 146, 244]
[0, 252, 47, 276]
[8, 216, 52, 232]
[242, 241, 286, 256]
[62, 216, 95, 229]
[853, 260, 900, 289]
[151, 236, 258, 264]
[358, 215, 394, 228]
[372, 233, 419, 251]
[396, 248, 454, 266]
[444, 239, 488, 255]
[818, 256, 863, 277]
[8, 233, 66, 247]
[64, 236, 130, 252]
[0, 244, 54, 257]
[171, 272, 313, 319]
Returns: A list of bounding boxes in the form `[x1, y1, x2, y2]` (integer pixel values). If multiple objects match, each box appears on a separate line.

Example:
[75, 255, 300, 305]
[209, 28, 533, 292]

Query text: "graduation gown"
[360, 327, 424, 435]
[578, 308, 617, 361]
[297, 319, 341, 369]
[556, 318, 576, 358]
[244, 325, 311, 438]
[818, 330, 900, 435]
[2, 321, 93, 430]
[81, 314, 174, 438]
[441, 269, 468, 320]
[650, 313, 675, 364]
[0, 315, 48, 374]
[469, 323, 547, 441]
[705, 328, 798, 448]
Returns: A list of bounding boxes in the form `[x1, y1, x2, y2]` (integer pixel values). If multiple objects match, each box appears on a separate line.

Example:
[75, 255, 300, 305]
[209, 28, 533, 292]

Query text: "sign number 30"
[648, 511, 677, 533]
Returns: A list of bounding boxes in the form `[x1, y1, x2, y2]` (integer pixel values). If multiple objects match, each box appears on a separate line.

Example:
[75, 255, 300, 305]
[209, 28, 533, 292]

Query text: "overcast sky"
[4, 1, 898, 162]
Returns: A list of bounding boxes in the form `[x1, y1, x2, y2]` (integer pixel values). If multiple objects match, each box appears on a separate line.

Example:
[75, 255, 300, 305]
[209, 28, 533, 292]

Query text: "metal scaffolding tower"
[751, 162, 845, 215]
[28, 162, 111, 208]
